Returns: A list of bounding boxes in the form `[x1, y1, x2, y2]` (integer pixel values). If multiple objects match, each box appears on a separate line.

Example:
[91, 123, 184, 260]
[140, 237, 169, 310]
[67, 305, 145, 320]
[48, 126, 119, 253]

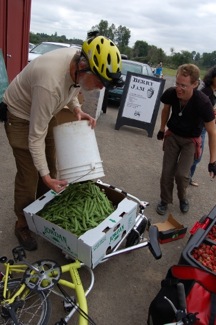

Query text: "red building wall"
[0, 0, 32, 82]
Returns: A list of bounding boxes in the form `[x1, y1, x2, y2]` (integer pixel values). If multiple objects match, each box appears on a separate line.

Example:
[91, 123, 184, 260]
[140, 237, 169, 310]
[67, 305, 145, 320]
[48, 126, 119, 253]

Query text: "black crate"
[179, 205, 216, 275]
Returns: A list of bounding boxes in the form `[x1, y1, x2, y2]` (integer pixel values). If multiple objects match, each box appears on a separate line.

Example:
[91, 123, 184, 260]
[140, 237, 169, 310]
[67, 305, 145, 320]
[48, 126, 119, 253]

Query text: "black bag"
[147, 265, 216, 325]
[0, 102, 8, 122]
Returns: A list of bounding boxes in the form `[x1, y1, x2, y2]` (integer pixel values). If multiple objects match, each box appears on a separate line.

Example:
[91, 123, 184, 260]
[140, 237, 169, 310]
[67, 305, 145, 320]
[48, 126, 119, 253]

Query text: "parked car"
[121, 54, 128, 60]
[28, 42, 81, 62]
[29, 43, 35, 51]
[108, 60, 154, 104]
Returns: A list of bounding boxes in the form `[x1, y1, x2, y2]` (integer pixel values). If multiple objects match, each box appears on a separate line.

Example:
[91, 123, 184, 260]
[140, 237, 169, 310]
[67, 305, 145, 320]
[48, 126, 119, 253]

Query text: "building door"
[0, 0, 31, 82]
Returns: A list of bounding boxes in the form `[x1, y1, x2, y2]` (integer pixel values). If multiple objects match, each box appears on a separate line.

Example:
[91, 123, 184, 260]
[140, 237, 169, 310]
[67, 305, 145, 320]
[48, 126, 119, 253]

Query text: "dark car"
[108, 60, 154, 104]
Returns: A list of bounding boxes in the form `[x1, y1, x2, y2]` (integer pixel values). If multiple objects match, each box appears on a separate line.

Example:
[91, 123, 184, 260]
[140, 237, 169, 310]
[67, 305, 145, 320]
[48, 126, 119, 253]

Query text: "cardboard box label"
[43, 226, 67, 245]
[109, 225, 124, 244]
[33, 217, 78, 258]
[93, 237, 107, 252]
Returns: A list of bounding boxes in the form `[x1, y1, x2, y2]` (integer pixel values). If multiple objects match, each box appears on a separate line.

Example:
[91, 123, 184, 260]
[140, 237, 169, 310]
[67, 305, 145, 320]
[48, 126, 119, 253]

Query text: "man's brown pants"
[5, 112, 57, 228]
[160, 133, 196, 204]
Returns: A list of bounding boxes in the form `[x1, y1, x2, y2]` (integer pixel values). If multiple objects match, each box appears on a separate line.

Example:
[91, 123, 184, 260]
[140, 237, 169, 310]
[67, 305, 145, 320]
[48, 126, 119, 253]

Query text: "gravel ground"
[0, 75, 215, 324]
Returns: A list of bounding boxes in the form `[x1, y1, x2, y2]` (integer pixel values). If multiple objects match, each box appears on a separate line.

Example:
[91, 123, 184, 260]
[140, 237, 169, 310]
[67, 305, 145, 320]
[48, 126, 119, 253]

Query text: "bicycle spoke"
[17, 291, 50, 324]
[0, 280, 51, 325]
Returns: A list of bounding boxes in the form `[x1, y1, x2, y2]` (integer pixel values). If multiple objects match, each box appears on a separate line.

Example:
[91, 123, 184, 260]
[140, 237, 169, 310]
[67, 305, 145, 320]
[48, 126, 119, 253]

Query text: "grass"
[163, 67, 176, 77]
[163, 67, 206, 79]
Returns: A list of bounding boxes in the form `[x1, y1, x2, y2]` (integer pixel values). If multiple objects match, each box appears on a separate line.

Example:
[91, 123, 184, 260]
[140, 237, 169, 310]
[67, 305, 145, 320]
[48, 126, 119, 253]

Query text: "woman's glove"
[208, 161, 216, 176]
[157, 130, 165, 140]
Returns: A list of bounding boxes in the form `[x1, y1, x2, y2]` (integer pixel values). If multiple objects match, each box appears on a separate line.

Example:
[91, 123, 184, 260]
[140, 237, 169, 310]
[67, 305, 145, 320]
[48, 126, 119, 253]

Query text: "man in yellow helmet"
[2, 35, 122, 250]
[82, 35, 122, 88]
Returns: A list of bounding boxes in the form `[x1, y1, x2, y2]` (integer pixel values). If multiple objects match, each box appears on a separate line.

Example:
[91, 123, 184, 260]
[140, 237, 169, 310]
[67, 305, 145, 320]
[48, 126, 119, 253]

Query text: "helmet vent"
[107, 54, 111, 65]
[93, 66, 98, 75]
[116, 53, 120, 63]
[96, 44, 101, 54]
[93, 55, 99, 67]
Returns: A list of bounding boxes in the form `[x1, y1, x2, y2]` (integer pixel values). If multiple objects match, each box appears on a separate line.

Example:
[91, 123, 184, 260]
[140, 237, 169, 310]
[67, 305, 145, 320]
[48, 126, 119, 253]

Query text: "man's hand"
[42, 174, 68, 193]
[74, 107, 96, 128]
[157, 130, 165, 140]
[208, 161, 216, 178]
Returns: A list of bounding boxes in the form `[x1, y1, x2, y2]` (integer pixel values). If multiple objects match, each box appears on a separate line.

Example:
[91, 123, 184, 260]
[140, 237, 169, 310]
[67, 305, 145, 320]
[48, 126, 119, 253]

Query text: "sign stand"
[115, 72, 165, 137]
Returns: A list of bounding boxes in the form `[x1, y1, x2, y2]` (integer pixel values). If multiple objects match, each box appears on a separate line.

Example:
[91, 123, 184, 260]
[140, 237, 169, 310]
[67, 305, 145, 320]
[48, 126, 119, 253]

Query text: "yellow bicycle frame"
[1, 259, 89, 325]
[59, 261, 88, 325]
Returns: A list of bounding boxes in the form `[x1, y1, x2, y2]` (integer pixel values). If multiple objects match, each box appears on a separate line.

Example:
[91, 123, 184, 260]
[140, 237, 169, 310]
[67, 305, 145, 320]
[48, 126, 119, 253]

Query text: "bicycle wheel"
[125, 218, 148, 247]
[0, 278, 51, 325]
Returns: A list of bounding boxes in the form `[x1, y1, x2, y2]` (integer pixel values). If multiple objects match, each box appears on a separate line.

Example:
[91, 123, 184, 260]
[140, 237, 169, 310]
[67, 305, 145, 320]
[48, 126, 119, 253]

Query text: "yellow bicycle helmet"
[82, 36, 122, 87]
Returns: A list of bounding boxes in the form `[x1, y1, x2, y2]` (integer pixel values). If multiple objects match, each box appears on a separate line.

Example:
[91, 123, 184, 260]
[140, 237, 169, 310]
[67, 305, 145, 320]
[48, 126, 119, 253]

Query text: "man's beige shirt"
[4, 47, 81, 176]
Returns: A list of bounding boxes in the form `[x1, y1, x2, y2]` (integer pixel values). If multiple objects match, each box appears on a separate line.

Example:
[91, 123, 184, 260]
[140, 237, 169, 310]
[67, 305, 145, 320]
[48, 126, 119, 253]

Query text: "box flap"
[24, 190, 57, 214]
[154, 213, 184, 231]
[167, 213, 184, 229]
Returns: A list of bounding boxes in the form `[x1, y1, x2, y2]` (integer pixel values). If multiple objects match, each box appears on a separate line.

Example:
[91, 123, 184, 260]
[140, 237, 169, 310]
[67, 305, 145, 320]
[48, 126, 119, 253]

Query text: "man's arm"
[205, 120, 216, 178]
[159, 104, 171, 131]
[157, 104, 171, 140]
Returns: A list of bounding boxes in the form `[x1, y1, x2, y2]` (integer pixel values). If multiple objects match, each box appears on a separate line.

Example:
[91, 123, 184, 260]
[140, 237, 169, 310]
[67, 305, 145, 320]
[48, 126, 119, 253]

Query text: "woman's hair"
[203, 66, 216, 87]
[176, 64, 200, 84]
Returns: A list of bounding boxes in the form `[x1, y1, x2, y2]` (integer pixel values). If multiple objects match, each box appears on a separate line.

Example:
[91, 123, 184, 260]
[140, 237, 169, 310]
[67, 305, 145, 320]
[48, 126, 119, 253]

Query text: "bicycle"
[0, 183, 162, 324]
[0, 246, 96, 325]
[163, 282, 199, 325]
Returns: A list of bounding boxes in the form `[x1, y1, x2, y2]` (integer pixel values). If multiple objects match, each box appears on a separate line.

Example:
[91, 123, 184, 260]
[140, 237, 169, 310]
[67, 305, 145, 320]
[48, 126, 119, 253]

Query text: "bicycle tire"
[125, 218, 148, 247]
[0, 278, 51, 325]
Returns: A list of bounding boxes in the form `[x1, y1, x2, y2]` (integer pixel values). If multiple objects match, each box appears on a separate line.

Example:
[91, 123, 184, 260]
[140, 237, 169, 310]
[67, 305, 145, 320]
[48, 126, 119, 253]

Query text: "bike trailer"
[147, 264, 216, 325]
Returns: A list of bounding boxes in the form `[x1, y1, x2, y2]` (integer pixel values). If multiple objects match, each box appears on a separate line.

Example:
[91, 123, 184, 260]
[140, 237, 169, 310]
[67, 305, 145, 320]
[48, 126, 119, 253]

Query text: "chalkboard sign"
[115, 72, 165, 137]
[0, 49, 9, 102]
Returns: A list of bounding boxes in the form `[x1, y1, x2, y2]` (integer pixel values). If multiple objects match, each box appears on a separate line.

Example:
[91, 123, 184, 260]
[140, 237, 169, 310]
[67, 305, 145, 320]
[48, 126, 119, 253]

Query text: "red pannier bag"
[172, 265, 216, 325]
[147, 265, 216, 325]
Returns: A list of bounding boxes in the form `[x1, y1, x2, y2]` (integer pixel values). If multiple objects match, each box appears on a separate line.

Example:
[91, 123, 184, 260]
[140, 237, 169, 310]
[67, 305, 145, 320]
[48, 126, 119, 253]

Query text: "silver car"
[29, 43, 35, 51]
[28, 42, 81, 62]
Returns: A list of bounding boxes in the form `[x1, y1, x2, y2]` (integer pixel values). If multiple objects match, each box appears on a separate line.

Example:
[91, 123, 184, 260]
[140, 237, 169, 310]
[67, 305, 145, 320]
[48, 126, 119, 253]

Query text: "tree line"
[30, 20, 216, 70]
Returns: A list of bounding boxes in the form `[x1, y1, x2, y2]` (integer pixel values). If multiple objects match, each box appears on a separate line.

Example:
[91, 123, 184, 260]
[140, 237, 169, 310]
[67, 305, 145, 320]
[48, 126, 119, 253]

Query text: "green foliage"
[163, 67, 206, 79]
[147, 46, 166, 65]
[30, 20, 216, 71]
[163, 67, 176, 77]
[133, 41, 149, 58]
[29, 32, 82, 46]
[90, 20, 116, 40]
[114, 25, 131, 52]
[201, 51, 216, 69]
[90, 20, 130, 52]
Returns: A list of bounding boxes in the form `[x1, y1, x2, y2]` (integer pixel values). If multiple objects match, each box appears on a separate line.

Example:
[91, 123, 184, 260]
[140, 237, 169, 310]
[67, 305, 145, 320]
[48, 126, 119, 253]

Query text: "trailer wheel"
[125, 219, 148, 247]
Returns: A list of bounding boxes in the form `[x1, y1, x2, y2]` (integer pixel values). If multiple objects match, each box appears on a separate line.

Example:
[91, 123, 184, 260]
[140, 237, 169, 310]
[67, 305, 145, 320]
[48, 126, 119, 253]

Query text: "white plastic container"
[53, 120, 105, 183]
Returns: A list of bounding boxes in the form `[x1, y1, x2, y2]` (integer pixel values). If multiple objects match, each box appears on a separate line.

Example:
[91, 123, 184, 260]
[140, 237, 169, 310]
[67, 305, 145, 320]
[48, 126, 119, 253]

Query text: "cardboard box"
[24, 183, 138, 268]
[55, 108, 77, 125]
[154, 214, 187, 244]
[81, 88, 105, 120]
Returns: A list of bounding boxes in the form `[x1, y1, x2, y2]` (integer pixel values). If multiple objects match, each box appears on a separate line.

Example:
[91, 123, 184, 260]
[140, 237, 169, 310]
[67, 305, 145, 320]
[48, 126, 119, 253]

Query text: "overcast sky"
[30, 0, 216, 55]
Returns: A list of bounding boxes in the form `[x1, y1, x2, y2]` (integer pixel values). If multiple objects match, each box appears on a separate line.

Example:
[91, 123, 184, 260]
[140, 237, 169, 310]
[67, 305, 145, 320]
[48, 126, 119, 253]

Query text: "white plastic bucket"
[53, 120, 105, 183]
